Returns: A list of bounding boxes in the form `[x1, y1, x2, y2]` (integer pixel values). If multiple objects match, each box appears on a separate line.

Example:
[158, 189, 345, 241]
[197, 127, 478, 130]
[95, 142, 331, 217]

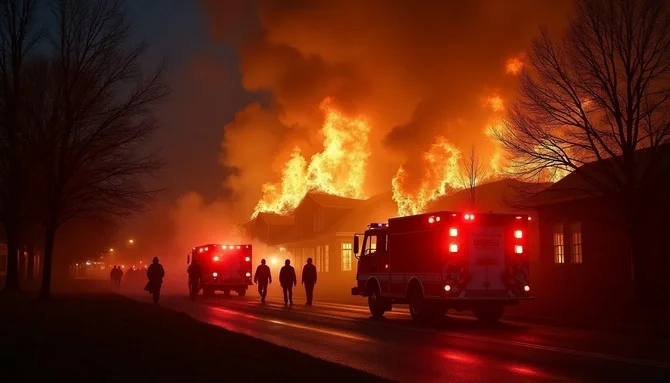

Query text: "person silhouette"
[254, 259, 272, 303]
[279, 259, 296, 305]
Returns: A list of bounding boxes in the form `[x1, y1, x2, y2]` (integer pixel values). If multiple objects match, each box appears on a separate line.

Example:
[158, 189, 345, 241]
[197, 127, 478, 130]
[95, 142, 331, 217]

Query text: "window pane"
[324, 245, 329, 273]
[570, 222, 583, 264]
[341, 243, 352, 271]
[553, 223, 565, 264]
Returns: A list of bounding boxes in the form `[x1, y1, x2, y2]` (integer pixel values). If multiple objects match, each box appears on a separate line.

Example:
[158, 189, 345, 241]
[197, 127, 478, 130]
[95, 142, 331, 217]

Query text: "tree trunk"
[26, 248, 35, 283]
[2, 210, 20, 292]
[39, 214, 58, 301]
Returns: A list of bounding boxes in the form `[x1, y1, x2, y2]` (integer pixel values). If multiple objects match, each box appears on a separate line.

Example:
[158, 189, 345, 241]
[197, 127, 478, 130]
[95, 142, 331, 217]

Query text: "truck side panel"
[388, 228, 444, 297]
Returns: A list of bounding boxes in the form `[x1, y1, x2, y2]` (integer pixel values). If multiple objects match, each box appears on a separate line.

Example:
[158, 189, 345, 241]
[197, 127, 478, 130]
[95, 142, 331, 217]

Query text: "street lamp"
[109, 248, 114, 252]
[128, 239, 134, 244]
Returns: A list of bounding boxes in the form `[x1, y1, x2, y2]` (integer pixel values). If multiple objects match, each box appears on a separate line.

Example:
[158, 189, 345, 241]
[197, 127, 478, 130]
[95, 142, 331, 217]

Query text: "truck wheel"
[237, 289, 246, 297]
[409, 293, 428, 321]
[368, 290, 386, 318]
[473, 304, 504, 324]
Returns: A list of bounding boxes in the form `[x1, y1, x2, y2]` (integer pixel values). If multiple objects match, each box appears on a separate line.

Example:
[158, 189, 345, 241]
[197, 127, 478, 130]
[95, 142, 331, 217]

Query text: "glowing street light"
[109, 248, 114, 252]
[128, 239, 134, 244]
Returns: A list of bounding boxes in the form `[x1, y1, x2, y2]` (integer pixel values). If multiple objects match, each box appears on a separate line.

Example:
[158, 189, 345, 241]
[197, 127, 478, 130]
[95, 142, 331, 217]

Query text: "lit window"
[553, 223, 565, 264]
[570, 222, 583, 264]
[324, 245, 329, 273]
[316, 246, 322, 272]
[341, 243, 352, 271]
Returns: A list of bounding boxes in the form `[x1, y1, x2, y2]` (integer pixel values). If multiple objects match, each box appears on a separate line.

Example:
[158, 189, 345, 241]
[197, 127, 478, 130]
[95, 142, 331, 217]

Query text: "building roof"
[303, 192, 366, 209]
[256, 212, 295, 226]
[427, 178, 551, 214]
[524, 143, 670, 207]
[333, 192, 398, 232]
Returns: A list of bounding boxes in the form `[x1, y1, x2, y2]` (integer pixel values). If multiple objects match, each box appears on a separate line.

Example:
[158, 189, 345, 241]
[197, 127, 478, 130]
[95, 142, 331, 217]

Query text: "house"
[523, 144, 670, 322]
[244, 212, 295, 245]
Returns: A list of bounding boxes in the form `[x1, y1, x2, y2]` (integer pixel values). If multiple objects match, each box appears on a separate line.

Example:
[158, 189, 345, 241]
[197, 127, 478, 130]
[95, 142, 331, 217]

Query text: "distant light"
[75, 263, 79, 266]
[204, 247, 209, 251]
[384, 264, 388, 269]
[213, 256, 220, 262]
[246, 245, 250, 248]
[222, 245, 227, 249]
[245, 272, 251, 277]
[139, 261, 142, 264]
[271, 258, 278, 265]
[109, 248, 114, 252]
[516, 216, 522, 220]
[85, 261, 91, 266]
[449, 228, 458, 237]
[121, 265, 125, 269]
[449, 243, 458, 253]
[213, 272, 218, 277]
[528, 216, 532, 221]
[199, 248, 203, 253]
[514, 230, 523, 239]
[279, 247, 286, 252]
[524, 285, 530, 292]
[128, 239, 134, 244]
[237, 245, 241, 249]
[428, 217, 435, 223]
[245, 257, 250, 262]
[444, 285, 451, 292]
[436, 216, 441, 222]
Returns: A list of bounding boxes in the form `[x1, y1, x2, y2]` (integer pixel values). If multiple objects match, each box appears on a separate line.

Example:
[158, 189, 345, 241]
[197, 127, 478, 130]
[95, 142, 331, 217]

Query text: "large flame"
[392, 136, 464, 216]
[251, 99, 371, 218]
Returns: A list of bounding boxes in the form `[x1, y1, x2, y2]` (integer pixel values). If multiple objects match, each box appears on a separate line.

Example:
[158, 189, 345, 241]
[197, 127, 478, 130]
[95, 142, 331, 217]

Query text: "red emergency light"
[514, 230, 523, 239]
[464, 213, 475, 221]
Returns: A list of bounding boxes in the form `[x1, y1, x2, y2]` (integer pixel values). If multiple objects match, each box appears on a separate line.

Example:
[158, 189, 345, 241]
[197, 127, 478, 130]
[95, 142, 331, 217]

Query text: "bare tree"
[495, 0, 670, 301]
[28, 0, 168, 299]
[0, 0, 41, 292]
[459, 144, 487, 210]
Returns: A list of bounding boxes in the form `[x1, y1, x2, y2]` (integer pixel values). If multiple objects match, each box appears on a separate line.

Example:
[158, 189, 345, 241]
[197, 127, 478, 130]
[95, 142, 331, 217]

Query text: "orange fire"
[392, 136, 464, 216]
[505, 56, 524, 75]
[251, 99, 371, 218]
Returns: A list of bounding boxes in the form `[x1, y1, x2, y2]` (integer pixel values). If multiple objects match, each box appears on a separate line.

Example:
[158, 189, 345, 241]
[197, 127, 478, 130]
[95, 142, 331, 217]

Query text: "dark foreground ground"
[0, 291, 390, 382]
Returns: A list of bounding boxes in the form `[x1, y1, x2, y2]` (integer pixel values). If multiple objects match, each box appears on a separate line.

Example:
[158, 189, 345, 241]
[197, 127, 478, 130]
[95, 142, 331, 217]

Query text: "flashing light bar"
[367, 223, 388, 229]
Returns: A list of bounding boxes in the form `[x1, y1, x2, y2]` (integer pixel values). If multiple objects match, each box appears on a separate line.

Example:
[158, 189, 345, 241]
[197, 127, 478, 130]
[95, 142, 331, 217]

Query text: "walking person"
[110, 266, 117, 288]
[254, 259, 272, 303]
[115, 266, 123, 290]
[302, 258, 317, 305]
[187, 258, 202, 301]
[279, 259, 296, 306]
[146, 257, 165, 304]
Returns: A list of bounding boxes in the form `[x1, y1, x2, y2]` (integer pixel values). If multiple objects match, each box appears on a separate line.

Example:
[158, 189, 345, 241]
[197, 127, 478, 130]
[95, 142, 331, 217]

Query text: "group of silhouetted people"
[109, 266, 123, 289]
[254, 258, 317, 306]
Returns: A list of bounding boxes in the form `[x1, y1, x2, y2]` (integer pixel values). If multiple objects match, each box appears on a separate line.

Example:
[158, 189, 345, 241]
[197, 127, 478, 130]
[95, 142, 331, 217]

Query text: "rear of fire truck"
[351, 211, 532, 323]
[188, 244, 253, 296]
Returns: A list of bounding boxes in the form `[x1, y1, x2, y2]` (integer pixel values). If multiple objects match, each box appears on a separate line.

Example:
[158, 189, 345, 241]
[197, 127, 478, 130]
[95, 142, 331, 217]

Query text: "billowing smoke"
[201, 0, 574, 217]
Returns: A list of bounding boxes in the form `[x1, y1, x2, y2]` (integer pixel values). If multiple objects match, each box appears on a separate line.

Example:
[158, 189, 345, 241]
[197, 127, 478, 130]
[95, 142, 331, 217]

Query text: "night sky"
[128, 0, 257, 204]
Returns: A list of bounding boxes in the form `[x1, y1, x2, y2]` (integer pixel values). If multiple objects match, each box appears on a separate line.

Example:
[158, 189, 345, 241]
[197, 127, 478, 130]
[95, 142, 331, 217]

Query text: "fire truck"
[351, 211, 532, 323]
[187, 244, 253, 296]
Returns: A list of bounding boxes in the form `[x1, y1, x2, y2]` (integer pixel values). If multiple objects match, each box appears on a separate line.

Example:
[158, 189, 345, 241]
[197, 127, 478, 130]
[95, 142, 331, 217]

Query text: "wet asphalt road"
[127, 287, 670, 383]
